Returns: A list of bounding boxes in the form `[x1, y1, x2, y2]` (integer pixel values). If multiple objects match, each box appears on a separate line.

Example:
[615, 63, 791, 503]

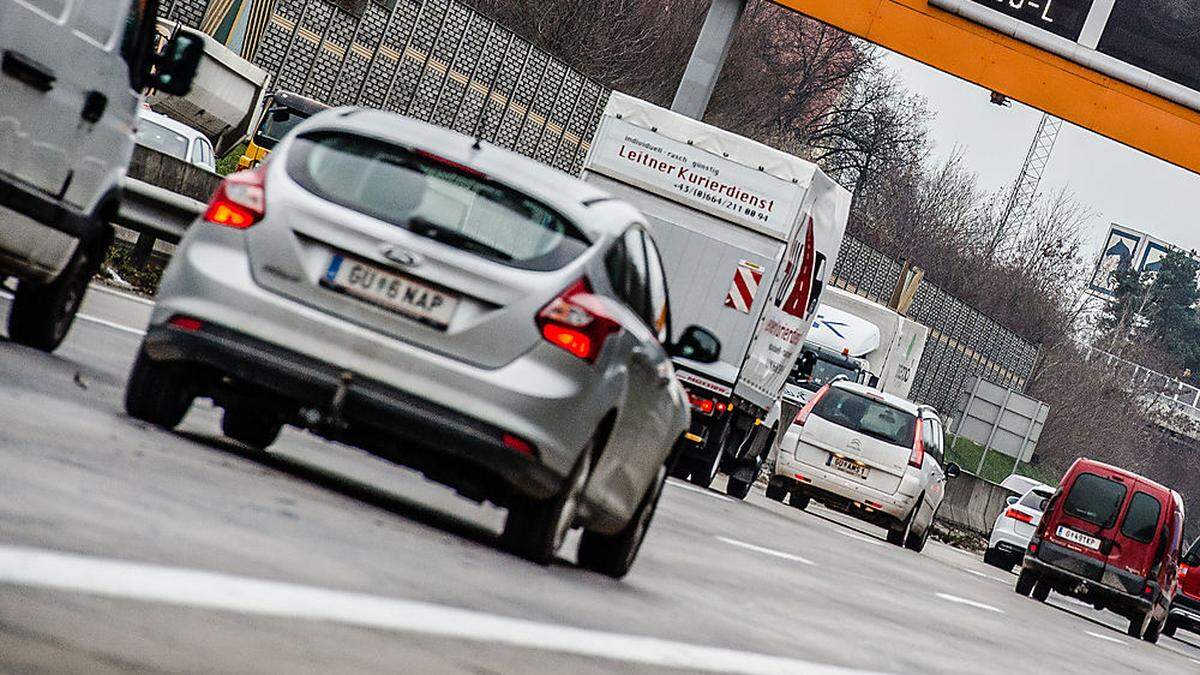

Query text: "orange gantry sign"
[773, 0, 1200, 175]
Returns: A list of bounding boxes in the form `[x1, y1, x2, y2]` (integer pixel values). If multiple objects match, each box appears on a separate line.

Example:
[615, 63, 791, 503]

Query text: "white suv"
[767, 381, 960, 552]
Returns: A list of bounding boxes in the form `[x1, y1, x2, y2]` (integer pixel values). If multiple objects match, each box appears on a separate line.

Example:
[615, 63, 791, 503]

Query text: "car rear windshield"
[287, 132, 588, 270]
[1120, 491, 1162, 543]
[136, 119, 189, 161]
[1063, 473, 1127, 528]
[1019, 489, 1053, 512]
[812, 388, 916, 447]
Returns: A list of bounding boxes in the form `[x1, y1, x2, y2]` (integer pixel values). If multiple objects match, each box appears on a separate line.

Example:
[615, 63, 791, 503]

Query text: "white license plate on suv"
[829, 455, 869, 480]
[1056, 526, 1101, 550]
[323, 254, 458, 328]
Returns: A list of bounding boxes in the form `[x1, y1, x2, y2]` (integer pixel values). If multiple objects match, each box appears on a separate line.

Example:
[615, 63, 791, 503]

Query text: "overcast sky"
[884, 52, 1200, 258]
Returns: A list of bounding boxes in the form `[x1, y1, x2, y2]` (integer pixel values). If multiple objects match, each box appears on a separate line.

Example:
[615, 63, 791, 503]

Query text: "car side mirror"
[945, 462, 961, 479]
[1007, 495, 1019, 506]
[670, 325, 720, 364]
[149, 30, 203, 96]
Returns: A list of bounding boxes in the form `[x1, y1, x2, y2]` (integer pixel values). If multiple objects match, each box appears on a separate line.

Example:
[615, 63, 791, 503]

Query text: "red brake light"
[793, 385, 831, 426]
[537, 279, 619, 363]
[909, 418, 925, 469]
[502, 434, 535, 457]
[688, 393, 716, 415]
[204, 168, 266, 229]
[412, 148, 487, 179]
[1005, 508, 1034, 524]
[168, 315, 203, 332]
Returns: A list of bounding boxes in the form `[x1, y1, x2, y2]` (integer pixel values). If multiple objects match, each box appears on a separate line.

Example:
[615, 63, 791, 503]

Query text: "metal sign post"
[671, 0, 747, 119]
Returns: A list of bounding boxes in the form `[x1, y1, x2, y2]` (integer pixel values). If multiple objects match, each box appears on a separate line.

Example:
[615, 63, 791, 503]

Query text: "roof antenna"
[470, 24, 509, 152]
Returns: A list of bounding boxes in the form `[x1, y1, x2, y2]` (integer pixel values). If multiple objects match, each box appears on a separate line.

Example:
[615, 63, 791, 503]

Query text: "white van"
[0, 0, 200, 350]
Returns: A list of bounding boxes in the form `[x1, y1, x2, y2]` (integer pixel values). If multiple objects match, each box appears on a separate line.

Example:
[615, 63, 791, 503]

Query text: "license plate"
[1056, 526, 1101, 550]
[829, 455, 869, 480]
[323, 254, 458, 328]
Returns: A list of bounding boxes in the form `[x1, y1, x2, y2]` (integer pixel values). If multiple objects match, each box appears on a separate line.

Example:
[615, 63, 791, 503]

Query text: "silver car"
[768, 381, 960, 552]
[124, 109, 720, 577]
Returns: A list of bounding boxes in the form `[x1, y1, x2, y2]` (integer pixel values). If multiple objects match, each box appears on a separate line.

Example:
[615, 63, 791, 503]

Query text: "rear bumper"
[989, 521, 1033, 557]
[1169, 593, 1200, 631]
[144, 321, 563, 501]
[1023, 541, 1153, 614]
[772, 443, 917, 520]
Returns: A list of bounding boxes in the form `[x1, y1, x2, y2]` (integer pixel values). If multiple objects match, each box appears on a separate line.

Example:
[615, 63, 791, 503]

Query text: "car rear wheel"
[1127, 611, 1149, 639]
[888, 497, 920, 547]
[788, 492, 810, 510]
[577, 464, 667, 579]
[983, 547, 1013, 572]
[1014, 568, 1037, 597]
[501, 439, 592, 566]
[221, 408, 282, 450]
[124, 349, 194, 429]
[1162, 617, 1177, 638]
[765, 481, 787, 502]
[8, 243, 97, 352]
[905, 513, 935, 553]
[1031, 579, 1051, 602]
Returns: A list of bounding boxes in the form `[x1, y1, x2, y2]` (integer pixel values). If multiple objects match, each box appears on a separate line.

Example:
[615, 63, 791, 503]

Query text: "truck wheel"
[578, 464, 667, 579]
[726, 474, 752, 500]
[124, 348, 194, 429]
[222, 408, 282, 450]
[1127, 611, 1148, 639]
[688, 441, 722, 489]
[1014, 568, 1037, 597]
[1143, 615, 1164, 644]
[7, 243, 98, 352]
[502, 439, 592, 565]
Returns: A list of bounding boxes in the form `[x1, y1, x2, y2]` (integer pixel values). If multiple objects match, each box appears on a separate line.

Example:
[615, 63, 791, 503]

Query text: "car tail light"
[502, 433, 535, 457]
[909, 418, 925, 469]
[1005, 508, 1034, 524]
[793, 385, 831, 426]
[1029, 542, 1038, 554]
[688, 393, 716, 415]
[168, 315, 203, 332]
[537, 279, 619, 363]
[204, 168, 266, 229]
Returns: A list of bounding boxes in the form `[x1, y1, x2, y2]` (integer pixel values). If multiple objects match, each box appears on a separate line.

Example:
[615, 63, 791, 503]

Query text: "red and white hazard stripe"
[725, 263, 763, 313]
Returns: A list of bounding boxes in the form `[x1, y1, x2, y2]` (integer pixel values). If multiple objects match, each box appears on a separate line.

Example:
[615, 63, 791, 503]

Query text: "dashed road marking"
[714, 536, 816, 566]
[1085, 631, 1127, 645]
[961, 568, 1006, 583]
[0, 544, 882, 675]
[668, 479, 735, 502]
[77, 313, 147, 337]
[934, 592, 1005, 614]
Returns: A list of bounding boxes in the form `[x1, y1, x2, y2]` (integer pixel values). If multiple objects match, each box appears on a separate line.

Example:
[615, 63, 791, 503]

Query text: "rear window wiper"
[406, 216, 514, 262]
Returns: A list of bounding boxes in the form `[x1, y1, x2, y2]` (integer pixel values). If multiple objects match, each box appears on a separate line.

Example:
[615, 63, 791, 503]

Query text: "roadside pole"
[671, 0, 747, 119]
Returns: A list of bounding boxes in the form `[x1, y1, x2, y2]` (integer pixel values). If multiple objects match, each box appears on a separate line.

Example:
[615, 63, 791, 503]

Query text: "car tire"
[1143, 615, 1164, 644]
[1032, 579, 1051, 602]
[1014, 568, 1037, 597]
[983, 547, 1005, 569]
[1127, 611, 1148, 639]
[1162, 617, 1177, 638]
[124, 349, 194, 429]
[501, 438, 592, 566]
[905, 519, 933, 553]
[221, 408, 282, 450]
[7, 242, 98, 352]
[577, 464, 667, 579]
[788, 492, 810, 511]
[765, 481, 788, 502]
[725, 472, 753, 500]
[688, 443, 721, 489]
[888, 497, 920, 547]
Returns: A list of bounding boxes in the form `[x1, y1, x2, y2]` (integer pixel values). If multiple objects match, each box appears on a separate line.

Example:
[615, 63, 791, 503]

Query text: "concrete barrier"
[936, 472, 1020, 536]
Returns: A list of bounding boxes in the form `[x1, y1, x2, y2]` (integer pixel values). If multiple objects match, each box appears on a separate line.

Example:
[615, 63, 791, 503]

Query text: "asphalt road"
[2, 285, 1200, 674]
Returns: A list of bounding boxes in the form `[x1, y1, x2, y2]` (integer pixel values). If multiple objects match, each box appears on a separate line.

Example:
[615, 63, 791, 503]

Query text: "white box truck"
[581, 92, 850, 499]
[796, 287, 929, 400]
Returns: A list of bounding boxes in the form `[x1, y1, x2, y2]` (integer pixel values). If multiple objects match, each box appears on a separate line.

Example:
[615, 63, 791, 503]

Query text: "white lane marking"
[836, 529, 884, 547]
[668, 479, 734, 502]
[961, 568, 1006, 583]
[1084, 631, 1126, 645]
[714, 536, 816, 566]
[0, 544, 879, 675]
[77, 313, 147, 337]
[88, 283, 155, 306]
[934, 593, 1005, 614]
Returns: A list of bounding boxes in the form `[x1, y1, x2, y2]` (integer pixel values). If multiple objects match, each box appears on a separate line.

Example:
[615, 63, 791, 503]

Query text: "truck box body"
[581, 92, 850, 413]
[807, 287, 929, 400]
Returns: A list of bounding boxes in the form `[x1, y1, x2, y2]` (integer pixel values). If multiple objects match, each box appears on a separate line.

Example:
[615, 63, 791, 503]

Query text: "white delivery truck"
[798, 287, 929, 399]
[581, 92, 850, 500]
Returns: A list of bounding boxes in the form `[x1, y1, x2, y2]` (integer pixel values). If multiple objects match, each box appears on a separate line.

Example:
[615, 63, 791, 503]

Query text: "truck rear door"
[1045, 469, 1129, 582]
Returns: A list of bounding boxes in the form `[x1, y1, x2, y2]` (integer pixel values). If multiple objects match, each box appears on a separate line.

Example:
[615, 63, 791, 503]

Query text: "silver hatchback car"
[125, 109, 720, 577]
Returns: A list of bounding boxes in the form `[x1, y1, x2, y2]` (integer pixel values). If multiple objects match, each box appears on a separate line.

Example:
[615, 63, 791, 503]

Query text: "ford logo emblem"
[381, 245, 422, 267]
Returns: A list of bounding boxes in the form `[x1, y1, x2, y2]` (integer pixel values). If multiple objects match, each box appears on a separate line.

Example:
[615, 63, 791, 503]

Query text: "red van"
[1165, 537, 1200, 638]
[1015, 458, 1185, 643]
